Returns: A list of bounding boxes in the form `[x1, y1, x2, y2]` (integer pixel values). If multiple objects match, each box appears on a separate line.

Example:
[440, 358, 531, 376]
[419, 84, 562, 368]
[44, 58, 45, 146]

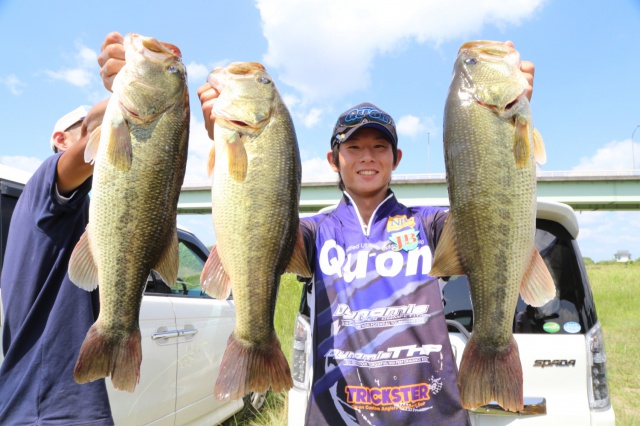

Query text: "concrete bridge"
[177, 170, 640, 214]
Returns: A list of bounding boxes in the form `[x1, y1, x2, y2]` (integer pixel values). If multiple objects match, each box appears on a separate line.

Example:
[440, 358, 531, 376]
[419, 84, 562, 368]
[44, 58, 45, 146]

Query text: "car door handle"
[151, 329, 199, 340]
[152, 330, 180, 340]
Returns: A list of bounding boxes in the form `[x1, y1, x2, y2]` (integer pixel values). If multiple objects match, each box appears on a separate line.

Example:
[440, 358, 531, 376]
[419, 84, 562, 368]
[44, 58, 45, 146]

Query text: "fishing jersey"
[300, 192, 469, 426]
[0, 154, 113, 425]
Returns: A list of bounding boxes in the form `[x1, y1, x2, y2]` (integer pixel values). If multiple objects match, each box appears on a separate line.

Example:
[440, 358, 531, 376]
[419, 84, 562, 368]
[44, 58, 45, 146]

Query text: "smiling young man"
[295, 102, 470, 425]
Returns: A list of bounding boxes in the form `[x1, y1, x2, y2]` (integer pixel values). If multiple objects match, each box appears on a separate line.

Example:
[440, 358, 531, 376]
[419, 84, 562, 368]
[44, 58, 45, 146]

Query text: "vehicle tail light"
[291, 313, 312, 391]
[586, 322, 611, 410]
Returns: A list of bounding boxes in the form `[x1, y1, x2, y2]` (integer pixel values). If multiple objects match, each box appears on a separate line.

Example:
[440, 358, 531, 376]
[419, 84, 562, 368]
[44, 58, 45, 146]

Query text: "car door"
[170, 232, 242, 425]
[107, 293, 178, 426]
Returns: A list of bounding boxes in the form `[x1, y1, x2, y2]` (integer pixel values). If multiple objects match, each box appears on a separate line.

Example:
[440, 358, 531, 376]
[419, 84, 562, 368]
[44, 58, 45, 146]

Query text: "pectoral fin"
[532, 128, 547, 165]
[519, 248, 556, 306]
[207, 145, 216, 177]
[285, 228, 312, 278]
[84, 126, 101, 164]
[227, 133, 248, 182]
[152, 226, 179, 285]
[514, 114, 531, 168]
[107, 109, 133, 170]
[430, 215, 465, 277]
[201, 245, 232, 300]
[68, 227, 99, 291]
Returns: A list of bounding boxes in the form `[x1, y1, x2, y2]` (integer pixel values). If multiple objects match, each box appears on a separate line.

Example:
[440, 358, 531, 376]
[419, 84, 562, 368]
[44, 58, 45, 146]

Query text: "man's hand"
[505, 41, 535, 101]
[520, 60, 534, 102]
[197, 81, 220, 140]
[98, 32, 125, 92]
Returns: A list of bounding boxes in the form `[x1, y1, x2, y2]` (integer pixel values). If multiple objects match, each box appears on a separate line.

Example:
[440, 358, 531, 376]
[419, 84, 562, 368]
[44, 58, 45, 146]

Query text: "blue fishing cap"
[330, 102, 398, 149]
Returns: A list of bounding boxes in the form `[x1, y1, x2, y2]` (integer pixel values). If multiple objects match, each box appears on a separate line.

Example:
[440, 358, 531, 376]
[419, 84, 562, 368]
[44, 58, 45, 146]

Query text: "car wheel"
[242, 391, 267, 414]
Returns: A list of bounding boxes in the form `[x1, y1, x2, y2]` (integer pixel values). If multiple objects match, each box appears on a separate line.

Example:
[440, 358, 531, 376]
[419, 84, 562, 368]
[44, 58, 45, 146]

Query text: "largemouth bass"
[68, 33, 189, 392]
[430, 40, 555, 412]
[201, 62, 310, 400]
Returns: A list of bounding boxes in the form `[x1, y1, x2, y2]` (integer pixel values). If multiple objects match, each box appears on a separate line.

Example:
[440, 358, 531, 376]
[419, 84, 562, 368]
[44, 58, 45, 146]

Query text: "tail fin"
[458, 334, 523, 412]
[73, 324, 142, 392]
[214, 331, 293, 401]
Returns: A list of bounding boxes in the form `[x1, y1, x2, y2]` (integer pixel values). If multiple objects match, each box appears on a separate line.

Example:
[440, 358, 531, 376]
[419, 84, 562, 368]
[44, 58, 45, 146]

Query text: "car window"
[443, 219, 595, 335]
[145, 239, 210, 299]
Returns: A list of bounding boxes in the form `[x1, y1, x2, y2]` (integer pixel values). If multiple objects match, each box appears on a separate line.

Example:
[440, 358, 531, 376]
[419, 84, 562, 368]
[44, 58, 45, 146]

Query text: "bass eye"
[464, 58, 477, 65]
[257, 76, 271, 84]
[167, 65, 179, 73]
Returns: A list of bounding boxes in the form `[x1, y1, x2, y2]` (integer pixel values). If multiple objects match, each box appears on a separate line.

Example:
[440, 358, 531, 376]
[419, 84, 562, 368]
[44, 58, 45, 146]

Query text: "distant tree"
[583, 257, 595, 265]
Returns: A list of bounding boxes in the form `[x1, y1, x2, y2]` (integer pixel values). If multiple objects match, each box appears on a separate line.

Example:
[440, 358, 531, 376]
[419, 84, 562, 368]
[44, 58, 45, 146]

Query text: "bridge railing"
[300, 169, 640, 184]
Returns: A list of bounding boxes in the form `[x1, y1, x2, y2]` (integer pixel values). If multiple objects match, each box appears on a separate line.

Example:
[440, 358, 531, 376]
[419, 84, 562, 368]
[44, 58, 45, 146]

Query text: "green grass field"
[223, 264, 639, 426]
[586, 262, 640, 426]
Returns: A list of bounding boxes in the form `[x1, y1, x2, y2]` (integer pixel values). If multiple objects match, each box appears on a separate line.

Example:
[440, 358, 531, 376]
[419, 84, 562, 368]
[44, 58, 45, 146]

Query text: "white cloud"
[0, 156, 43, 175]
[183, 114, 214, 184]
[44, 68, 93, 87]
[397, 115, 426, 137]
[76, 45, 98, 68]
[1, 74, 26, 95]
[573, 139, 639, 171]
[43, 42, 98, 88]
[256, 0, 544, 101]
[186, 61, 211, 86]
[576, 211, 640, 261]
[302, 156, 336, 180]
[186, 59, 234, 90]
[302, 107, 323, 128]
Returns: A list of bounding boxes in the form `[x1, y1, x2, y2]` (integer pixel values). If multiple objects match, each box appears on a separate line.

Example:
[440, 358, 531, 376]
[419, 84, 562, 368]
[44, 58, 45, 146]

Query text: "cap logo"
[342, 106, 392, 127]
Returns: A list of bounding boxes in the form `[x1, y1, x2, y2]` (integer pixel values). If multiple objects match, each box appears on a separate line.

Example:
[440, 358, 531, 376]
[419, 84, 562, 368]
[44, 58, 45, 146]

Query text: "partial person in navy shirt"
[0, 101, 113, 425]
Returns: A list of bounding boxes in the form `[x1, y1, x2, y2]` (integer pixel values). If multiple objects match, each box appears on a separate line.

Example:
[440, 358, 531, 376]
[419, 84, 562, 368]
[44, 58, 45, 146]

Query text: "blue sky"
[1, 0, 639, 261]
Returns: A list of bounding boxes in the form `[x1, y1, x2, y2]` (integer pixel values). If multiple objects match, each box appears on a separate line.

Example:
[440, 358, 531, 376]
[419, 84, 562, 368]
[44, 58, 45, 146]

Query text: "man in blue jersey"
[0, 101, 114, 425]
[292, 101, 468, 424]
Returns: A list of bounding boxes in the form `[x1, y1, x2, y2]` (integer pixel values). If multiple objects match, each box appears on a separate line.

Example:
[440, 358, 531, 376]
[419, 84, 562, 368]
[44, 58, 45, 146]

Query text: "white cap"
[50, 105, 91, 152]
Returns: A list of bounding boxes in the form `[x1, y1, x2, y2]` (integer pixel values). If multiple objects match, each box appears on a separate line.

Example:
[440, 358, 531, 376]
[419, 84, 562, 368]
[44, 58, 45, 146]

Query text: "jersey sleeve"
[413, 206, 448, 256]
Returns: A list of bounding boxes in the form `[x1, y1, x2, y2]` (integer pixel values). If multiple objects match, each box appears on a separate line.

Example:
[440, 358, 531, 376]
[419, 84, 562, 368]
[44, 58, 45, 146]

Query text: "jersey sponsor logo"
[325, 344, 443, 368]
[386, 215, 415, 232]
[389, 229, 420, 252]
[333, 303, 431, 329]
[345, 383, 430, 407]
[318, 239, 432, 282]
